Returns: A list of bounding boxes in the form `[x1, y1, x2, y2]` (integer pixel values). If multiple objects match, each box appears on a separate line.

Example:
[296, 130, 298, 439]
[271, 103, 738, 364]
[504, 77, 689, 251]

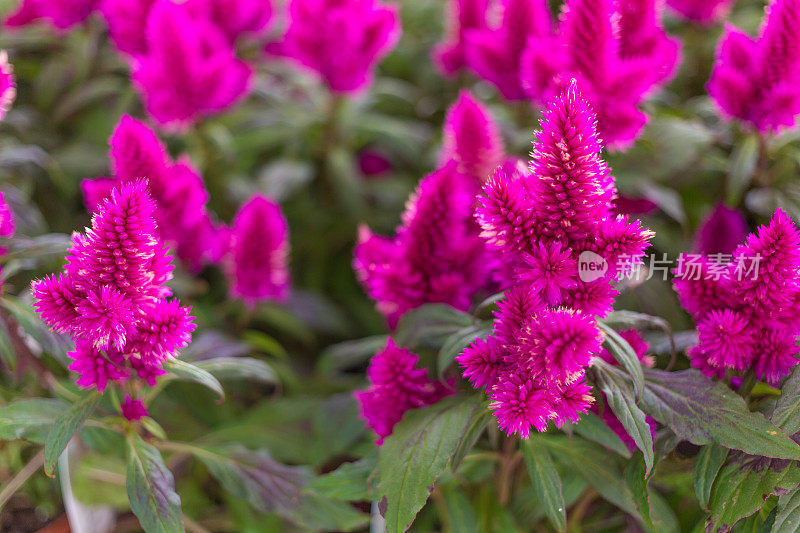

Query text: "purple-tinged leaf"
[126, 434, 184, 533]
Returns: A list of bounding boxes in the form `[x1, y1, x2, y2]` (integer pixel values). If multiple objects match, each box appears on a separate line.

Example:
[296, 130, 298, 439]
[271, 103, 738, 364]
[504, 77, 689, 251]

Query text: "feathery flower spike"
[433, 0, 489, 76]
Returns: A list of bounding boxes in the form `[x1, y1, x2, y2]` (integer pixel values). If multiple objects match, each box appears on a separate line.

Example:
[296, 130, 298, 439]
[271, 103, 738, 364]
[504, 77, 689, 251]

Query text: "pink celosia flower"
[708, 0, 800, 133]
[268, 0, 400, 94]
[0, 191, 15, 239]
[613, 194, 658, 216]
[100, 0, 156, 56]
[82, 115, 223, 272]
[695, 203, 749, 256]
[595, 329, 657, 449]
[354, 162, 490, 328]
[0, 52, 15, 121]
[439, 90, 504, 185]
[674, 209, 800, 384]
[465, 0, 554, 100]
[132, 0, 252, 128]
[121, 396, 149, 421]
[225, 194, 290, 306]
[188, 0, 272, 43]
[667, 0, 736, 25]
[354, 339, 453, 444]
[32, 181, 196, 391]
[5, 0, 99, 30]
[519, 0, 679, 149]
[432, 0, 489, 76]
[458, 81, 654, 437]
[357, 148, 392, 177]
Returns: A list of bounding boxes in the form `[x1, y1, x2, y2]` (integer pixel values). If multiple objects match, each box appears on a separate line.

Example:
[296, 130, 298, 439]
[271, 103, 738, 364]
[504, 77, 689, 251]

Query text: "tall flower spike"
[465, 0, 554, 100]
[0, 52, 16, 121]
[226, 194, 290, 306]
[133, 0, 253, 129]
[5, 0, 99, 30]
[695, 203, 749, 256]
[667, 0, 736, 25]
[708, 0, 800, 133]
[617, 0, 681, 88]
[433, 0, 489, 76]
[440, 90, 504, 185]
[355, 339, 453, 444]
[268, 0, 400, 94]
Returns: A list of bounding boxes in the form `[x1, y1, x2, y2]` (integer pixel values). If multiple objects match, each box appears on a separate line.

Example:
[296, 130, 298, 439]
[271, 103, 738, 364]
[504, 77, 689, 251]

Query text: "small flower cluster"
[457, 80, 654, 437]
[354, 91, 503, 327]
[82, 115, 290, 306]
[354, 339, 453, 444]
[32, 180, 196, 393]
[666, 0, 736, 25]
[0, 51, 16, 121]
[435, 0, 679, 149]
[593, 330, 657, 449]
[674, 209, 800, 384]
[709, 0, 800, 133]
[268, 0, 400, 94]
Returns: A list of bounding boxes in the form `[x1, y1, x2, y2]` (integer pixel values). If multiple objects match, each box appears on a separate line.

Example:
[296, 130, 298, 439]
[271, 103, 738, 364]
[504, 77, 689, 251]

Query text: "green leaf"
[441, 483, 478, 533]
[0, 398, 68, 443]
[773, 490, 800, 532]
[437, 323, 491, 377]
[597, 321, 645, 400]
[694, 445, 728, 510]
[624, 454, 654, 532]
[522, 437, 566, 532]
[707, 454, 800, 532]
[451, 406, 493, 471]
[163, 359, 224, 401]
[317, 335, 388, 375]
[641, 369, 800, 460]
[572, 412, 632, 458]
[727, 134, 759, 205]
[193, 357, 278, 385]
[593, 361, 654, 474]
[393, 304, 474, 351]
[307, 452, 377, 501]
[1, 296, 71, 359]
[773, 366, 800, 435]
[126, 434, 184, 533]
[195, 445, 367, 531]
[44, 391, 102, 476]
[378, 395, 482, 533]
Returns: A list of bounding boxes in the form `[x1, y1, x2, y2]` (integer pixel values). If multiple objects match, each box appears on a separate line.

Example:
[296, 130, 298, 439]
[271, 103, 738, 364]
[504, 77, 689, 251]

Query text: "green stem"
[0, 450, 45, 510]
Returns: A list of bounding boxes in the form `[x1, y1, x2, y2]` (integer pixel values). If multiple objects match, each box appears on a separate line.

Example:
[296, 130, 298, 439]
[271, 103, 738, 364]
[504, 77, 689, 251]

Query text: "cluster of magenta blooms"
[2, 0, 800, 441]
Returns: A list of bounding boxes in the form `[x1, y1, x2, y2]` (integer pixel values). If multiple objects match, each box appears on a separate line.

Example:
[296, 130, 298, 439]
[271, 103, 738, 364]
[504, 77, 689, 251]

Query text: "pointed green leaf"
[194, 357, 278, 385]
[126, 434, 184, 533]
[44, 391, 102, 476]
[163, 359, 224, 401]
[572, 412, 632, 458]
[437, 323, 490, 376]
[624, 454, 654, 532]
[773, 366, 800, 435]
[0, 398, 68, 444]
[522, 437, 566, 532]
[694, 445, 728, 510]
[773, 490, 800, 533]
[597, 321, 645, 400]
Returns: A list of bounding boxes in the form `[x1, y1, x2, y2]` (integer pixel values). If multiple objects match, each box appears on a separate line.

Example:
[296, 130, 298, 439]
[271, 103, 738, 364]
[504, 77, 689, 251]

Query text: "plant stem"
[0, 450, 45, 510]
[496, 437, 517, 506]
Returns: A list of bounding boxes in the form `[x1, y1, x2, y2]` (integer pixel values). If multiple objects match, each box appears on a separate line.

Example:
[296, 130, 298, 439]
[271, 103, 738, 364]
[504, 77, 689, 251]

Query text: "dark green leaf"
[772, 490, 800, 532]
[194, 357, 278, 385]
[624, 454, 654, 532]
[773, 366, 800, 435]
[44, 391, 102, 476]
[522, 437, 566, 532]
[441, 483, 478, 533]
[727, 134, 759, 205]
[317, 335, 388, 375]
[393, 304, 474, 351]
[694, 445, 728, 510]
[163, 359, 224, 401]
[307, 453, 377, 501]
[378, 395, 482, 533]
[641, 369, 800, 460]
[572, 412, 632, 458]
[594, 361, 654, 474]
[451, 406, 493, 471]
[0, 398, 68, 443]
[126, 434, 184, 533]
[437, 323, 490, 376]
[597, 321, 645, 400]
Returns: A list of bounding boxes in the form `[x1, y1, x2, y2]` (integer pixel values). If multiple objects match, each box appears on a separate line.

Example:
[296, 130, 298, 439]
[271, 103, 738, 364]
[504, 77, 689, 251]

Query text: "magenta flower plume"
[617, 0, 681, 87]
[268, 0, 400, 94]
[440, 91, 504, 185]
[84, 115, 223, 272]
[355, 339, 453, 444]
[100, 0, 156, 56]
[675, 209, 800, 383]
[188, 0, 272, 43]
[32, 180, 196, 391]
[354, 162, 490, 328]
[133, 0, 252, 129]
[5, 0, 99, 30]
[667, 0, 736, 25]
[0, 52, 16, 121]
[708, 0, 800, 133]
[121, 396, 149, 421]
[225, 194, 290, 306]
[465, 0, 554, 100]
[695, 203, 749, 256]
[433, 0, 489, 76]
[0, 191, 15, 239]
[461, 81, 653, 437]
